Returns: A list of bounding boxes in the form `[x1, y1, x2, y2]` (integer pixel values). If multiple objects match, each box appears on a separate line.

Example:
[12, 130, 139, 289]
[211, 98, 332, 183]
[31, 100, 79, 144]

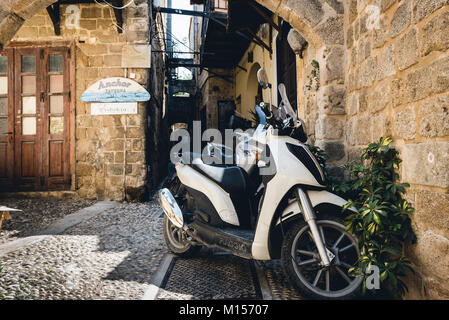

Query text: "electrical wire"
[154, 9, 195, 52]
[94, 0, 135, 10]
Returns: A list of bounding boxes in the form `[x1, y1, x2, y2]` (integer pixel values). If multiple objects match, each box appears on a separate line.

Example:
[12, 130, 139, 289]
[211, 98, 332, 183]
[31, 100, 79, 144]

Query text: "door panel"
[42, 47, 71, 189]
[0, 142, 7, 178]
[0, 49, 13, 190]
[277, 21, 298, 111]
[0, 46, 72, 191]
[14, 48, 42, 190]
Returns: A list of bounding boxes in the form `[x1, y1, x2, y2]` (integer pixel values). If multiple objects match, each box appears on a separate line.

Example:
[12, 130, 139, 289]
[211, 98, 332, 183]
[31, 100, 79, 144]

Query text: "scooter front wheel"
[281, 214, 362, 299]
[163, 215, 201, 257]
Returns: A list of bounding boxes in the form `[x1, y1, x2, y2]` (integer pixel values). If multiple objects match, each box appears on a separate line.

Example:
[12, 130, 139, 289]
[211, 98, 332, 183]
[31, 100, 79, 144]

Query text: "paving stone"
[0, 201, 166, 300]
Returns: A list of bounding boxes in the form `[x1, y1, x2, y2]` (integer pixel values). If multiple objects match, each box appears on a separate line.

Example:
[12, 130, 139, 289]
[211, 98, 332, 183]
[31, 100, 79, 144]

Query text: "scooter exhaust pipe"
[158, 188, 185, 229]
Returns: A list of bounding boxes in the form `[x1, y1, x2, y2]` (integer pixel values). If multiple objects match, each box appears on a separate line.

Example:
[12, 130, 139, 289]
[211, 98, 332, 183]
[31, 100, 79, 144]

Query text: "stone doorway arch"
[0, 1, 57, 47]
[255, 0, 347, 164]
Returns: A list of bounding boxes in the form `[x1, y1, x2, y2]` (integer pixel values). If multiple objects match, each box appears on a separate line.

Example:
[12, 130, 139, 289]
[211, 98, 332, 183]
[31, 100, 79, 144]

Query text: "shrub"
[309, 137, 417, 298]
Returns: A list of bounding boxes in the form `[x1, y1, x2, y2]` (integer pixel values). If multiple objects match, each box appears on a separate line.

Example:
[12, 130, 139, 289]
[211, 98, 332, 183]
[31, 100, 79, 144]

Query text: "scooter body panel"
[176, 163, 240, 226]
[252, 130, 326, 260]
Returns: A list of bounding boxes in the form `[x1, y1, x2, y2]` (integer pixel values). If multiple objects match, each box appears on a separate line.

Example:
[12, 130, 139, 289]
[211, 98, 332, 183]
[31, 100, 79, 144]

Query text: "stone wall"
[198, 68, 235, 129]
[250, 0, 449, 299]
[344, 0, 449, 299]
[10, 2, 152, 201]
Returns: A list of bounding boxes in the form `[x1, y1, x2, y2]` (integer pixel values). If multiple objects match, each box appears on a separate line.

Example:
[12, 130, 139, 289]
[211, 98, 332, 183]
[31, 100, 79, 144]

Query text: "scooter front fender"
[252, 189, 357, 260]
[280, 190, 358, 220]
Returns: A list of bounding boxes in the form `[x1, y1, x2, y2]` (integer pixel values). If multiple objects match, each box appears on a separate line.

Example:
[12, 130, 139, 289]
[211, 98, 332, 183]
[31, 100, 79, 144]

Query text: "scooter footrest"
[188, 221, 254, 259]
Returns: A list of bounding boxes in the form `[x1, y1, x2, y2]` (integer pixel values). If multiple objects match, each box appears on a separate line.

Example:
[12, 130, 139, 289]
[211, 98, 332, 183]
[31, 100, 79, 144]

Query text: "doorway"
[276, 20, 297, 111]
[0, 45, 73, 191]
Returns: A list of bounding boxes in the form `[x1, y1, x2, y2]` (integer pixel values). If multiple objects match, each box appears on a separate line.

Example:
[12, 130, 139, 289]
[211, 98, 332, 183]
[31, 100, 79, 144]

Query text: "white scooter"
[158, 68, 362, 299]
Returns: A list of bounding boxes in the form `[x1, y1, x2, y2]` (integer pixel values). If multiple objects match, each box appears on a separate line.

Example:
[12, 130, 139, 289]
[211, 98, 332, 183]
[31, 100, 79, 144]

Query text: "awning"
[201, 0, 276, 68]
[227, 0, 275, 34]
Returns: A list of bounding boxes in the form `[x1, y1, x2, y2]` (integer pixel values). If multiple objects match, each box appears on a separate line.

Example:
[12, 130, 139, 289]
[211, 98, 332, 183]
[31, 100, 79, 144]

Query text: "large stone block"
[413, 0, 449, 23]
[317, 85, 346, 115]
[0, 12, 24, 46]
[357, 36, 371, 64]
[414, 190, 449, 239]
[352, 115, 371, 145]
[361, 56, 377, 87]
[418, 95, 449, 138]
[76, 163, 94, 176]
[421, 11, 449, 57]
[81, 7, 103, 19]
[315, 16, 344, 45]
[315, 115, 344, 140]
[6, 0, 55, 20]
[410, 229, 449, 285]
[371, 114, 391, 142]
[283, 0, 324, 27]
[320, 46, 344, 84]
[391, 78, 405, 107]
[394, 105, 416, 140]
[348, 0, 358, 23]
[402, 142, 449, 188]
[376, 44, 395, 81]
[359, 89, 369, 113]
[369, 81, 390, 113]
[347, 92, 359, 116]
[375, 0, 396, 12]
[396, 27, 418, 71]
[373, 13, 389, 48]
[390, 0, 411, 38]
[406, 57, 449, 103]
[316, 141, 345, 162]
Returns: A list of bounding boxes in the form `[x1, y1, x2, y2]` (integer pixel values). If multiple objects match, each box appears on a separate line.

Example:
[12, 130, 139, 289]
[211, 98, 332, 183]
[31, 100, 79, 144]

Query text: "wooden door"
[277, 21, 297, 111]
[0, 46, 72, 192]
[14, 47, 42, 190]
[41, 47, 71, 190]
[0, 49, 14, 189]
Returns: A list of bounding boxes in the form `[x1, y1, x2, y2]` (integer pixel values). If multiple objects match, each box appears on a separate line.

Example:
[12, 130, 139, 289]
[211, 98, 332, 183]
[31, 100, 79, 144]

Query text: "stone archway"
[255, 0, 347, 164]
[0, 0, 57, 47]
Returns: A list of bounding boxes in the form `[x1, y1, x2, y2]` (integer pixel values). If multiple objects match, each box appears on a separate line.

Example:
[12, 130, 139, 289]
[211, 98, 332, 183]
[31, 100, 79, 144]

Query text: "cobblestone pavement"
[0, 202, 167, 300]
[0, 199, 303, 300]
[0, 197, 96, 245]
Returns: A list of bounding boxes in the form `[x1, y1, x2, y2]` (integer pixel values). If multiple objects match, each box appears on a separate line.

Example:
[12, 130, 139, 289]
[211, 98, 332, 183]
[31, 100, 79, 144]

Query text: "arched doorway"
[246, 62, 263, 113]
[276, 20, 297, 111]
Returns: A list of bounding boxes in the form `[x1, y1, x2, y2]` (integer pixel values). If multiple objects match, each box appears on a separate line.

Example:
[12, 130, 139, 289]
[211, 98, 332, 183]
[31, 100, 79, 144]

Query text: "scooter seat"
[190, 158, 249, 194]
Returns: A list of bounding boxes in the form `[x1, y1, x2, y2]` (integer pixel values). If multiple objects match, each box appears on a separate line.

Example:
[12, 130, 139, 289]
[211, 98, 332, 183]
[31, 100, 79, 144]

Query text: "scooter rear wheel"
[163, 215, 200, 257]
[281, 214, 362, 299]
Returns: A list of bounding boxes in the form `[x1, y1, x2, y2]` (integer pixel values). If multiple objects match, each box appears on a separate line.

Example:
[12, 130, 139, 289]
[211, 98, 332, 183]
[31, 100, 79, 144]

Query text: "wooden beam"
[244, 27, 272, 53]
[112, 0, 124, 33]
[46, 3, 61, 36]
[247, 0, 280, 32]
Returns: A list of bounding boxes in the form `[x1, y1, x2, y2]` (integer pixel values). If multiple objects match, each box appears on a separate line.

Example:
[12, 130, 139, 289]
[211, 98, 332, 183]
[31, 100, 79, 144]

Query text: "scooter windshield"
[278, 83, 297, 120]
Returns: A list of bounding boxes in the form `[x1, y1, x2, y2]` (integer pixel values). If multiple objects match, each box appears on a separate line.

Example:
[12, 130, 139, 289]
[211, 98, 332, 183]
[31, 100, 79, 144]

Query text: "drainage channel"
[144, 249, 303, 300]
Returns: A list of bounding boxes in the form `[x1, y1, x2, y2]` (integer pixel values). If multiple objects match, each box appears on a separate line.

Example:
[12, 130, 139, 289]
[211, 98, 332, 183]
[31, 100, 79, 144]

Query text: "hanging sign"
[81, 77, 151, 103]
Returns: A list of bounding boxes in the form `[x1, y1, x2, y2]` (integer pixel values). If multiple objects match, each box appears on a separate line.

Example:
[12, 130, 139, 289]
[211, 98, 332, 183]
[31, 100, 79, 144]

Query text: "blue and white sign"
[91, 102, 138, 115]
[81, 77, 151, 103]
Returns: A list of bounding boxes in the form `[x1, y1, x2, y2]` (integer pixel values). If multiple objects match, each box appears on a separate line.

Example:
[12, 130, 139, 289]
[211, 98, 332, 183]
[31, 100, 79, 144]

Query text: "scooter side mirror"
[257, 68, 271, 89]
